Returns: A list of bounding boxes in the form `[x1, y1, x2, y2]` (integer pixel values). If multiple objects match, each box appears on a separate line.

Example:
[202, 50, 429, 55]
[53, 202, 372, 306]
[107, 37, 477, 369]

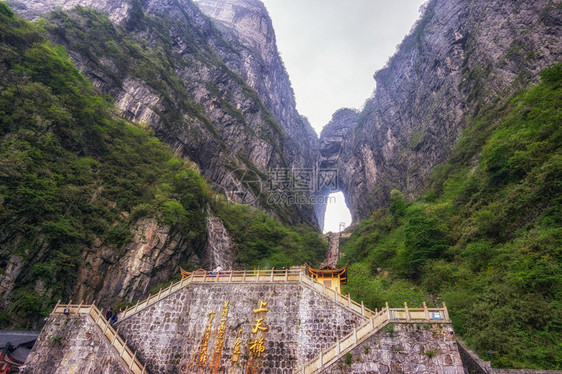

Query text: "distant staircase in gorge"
[322, 232, 340, 268]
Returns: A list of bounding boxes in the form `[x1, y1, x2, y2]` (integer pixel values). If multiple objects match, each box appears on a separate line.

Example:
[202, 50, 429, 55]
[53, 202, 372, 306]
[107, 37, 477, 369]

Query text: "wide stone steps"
[51, 302, 147, 374]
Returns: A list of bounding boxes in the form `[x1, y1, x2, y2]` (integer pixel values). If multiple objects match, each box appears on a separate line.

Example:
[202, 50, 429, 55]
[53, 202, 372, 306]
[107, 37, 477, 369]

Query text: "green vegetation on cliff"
[341, 64, 562, 369]
[0, 4, 325, 328]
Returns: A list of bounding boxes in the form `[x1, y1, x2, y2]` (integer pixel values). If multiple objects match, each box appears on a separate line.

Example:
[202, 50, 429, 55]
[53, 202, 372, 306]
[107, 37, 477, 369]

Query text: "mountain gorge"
[0, 0, 328, 328]
[0, 0, 561, 369]
[321, 0, 562, 220]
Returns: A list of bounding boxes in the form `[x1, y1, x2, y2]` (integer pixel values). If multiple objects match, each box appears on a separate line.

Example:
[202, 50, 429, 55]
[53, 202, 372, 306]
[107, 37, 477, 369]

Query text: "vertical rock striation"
[203, 215, 236, 270]
[196, 0, 319, 170]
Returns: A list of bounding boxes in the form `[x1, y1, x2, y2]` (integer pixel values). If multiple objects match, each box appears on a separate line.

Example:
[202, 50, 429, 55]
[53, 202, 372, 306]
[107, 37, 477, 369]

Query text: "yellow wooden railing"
[294, 302, 450, 374]
[51, 302, 147, 374]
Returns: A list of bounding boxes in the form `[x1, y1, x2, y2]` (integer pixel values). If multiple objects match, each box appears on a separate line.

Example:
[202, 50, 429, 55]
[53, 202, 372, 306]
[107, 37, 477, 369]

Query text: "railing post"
[121, 339, 127, 355]
[270, 270, 274, 282]
[322, 282, 326, 295]
[353, 327, 358, 344]
[405, 302, 410, 321]
[347, 294, 351, 307]
[134, 300, 140, 313]
[53, 299, 61, 314]
[319, 349, 323, 366]
[385, 302, 391, 320]
[129, 350, 137, 369]
[285, 269, 288, 282]
[229, 271, 233, 283]
[336, 339, 341, 355]
[112, 327, 119, 344]
[443, 302, 449, 320]
[361, 301, 365, 317]
[203, 272, 206, 282]
[335, 292, 339, 303]
[96, 308, 103, 324]
[142, 362, 147, 373]
[423, 302, 429, 320]
[256, 271, 260, 282]
[370, 316, 375, 329]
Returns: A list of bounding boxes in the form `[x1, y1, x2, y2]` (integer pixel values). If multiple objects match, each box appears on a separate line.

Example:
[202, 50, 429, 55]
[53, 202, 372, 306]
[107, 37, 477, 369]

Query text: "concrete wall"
[320, 323, 464, 374]
[116, 282, 366, 373]
[21, 314, 129, 374]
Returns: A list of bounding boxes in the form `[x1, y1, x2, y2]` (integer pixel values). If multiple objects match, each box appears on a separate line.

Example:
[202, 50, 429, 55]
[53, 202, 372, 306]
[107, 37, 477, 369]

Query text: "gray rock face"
[6, 0, 131, 23]
[321, 0, 562, 220]
[196, 0, 318, 171]
[203, 216, 236, 270]
[72, 218, 205, 307]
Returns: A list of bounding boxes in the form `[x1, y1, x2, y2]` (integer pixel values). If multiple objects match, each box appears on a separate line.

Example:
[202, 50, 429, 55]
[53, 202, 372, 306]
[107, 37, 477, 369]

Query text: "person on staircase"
[105, 308, 113, 321]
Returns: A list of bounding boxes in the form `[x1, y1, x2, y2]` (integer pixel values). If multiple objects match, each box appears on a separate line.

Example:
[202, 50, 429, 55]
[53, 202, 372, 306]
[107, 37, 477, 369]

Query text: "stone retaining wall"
[116, 282, 366, 373]
[21, 314, 129, 374]
[320, 323, 464, 374]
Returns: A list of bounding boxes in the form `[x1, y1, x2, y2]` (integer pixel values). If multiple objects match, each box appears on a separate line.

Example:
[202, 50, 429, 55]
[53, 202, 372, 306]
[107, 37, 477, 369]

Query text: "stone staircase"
[118, 269, 377, 322]
[321, 232, 340, 268]
[51, 302, 147, 373]
[293, 302, 450, 373]
[107, 268, 451, 374]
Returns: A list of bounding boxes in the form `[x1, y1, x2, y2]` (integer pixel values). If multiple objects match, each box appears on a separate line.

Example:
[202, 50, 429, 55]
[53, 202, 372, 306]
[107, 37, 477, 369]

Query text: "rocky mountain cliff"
[0, 0, 331, 329]
[196, 0, 318, 170]
[8, 0, 319, 226]
[321, 0, 562, 220]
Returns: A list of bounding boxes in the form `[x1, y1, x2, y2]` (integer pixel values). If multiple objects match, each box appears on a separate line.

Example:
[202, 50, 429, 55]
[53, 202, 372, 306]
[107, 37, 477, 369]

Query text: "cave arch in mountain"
[322, 191, 351, 233]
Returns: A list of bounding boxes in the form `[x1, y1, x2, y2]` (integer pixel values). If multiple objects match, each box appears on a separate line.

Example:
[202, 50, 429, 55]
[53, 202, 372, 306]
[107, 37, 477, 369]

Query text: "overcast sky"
[261, 0, 427, 134]
[260, 0, 427, 232]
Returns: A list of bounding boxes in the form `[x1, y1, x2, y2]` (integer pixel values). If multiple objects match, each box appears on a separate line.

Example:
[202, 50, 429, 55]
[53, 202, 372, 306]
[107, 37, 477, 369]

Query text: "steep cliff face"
[72, 218, 203, 306]
[196, 0, 318, 170]
[0, 2, 330, 327]
[325, 0, 562, 220]
[9, 0, 319, 227]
